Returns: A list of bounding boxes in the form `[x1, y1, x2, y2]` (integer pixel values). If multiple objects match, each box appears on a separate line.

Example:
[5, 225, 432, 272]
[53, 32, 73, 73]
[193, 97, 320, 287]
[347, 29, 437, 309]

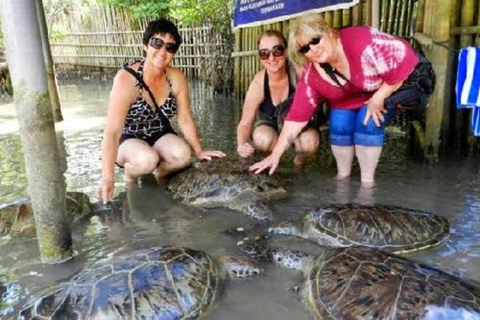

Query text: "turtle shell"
[302, 247, 480, 319]
[19, 247, 223, 319]
[167, 159, 285, 221]
[305, 204, 449, 253]
[168, 159, 285, 205]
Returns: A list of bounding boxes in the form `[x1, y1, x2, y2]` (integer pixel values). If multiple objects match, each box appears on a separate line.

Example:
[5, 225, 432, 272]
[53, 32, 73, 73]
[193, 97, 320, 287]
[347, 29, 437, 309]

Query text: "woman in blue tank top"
[96, 19, 225, 203]
[236, 30, 320, 170]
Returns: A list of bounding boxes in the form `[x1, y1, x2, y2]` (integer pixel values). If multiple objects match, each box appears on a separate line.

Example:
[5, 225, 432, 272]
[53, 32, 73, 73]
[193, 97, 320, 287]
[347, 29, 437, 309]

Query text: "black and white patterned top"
[122, 59, 177, 139]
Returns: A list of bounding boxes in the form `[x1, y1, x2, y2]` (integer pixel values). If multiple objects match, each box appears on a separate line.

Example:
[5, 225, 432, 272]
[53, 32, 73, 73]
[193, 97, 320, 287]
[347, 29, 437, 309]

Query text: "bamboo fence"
[50, 4, 230, 82]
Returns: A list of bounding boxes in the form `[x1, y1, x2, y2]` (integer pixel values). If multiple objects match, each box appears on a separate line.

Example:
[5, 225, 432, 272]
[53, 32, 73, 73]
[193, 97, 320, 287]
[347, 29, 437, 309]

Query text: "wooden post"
[234, 29, 241, 95]
[36, 0, 63, 123]
[352, 1, 363, 26]
[1, 0, 72, 263]
[365, 0, 373, 26]
[372, 0, 380, 29]
[416, 0, 426, 32]
[423, 0, 456, 161]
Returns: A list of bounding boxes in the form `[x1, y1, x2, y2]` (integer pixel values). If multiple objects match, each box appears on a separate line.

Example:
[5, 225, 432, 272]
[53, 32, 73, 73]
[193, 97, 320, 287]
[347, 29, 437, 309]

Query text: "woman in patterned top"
[236, 30, 319, 170]
[96, 19, 225, 204]
[250, 14, 420, 187]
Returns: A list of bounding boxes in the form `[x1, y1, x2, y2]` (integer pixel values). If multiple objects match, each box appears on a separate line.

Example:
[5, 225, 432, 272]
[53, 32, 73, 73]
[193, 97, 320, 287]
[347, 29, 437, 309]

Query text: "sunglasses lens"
[272, 45, 285, 57]
[298, 36, 321, 54]
[310, 37, 321, 45]
[258, 49, 270, 60]
[165, 43, 178, 54]
[298, 45, 310, 54]
[149, 37, 163, 50]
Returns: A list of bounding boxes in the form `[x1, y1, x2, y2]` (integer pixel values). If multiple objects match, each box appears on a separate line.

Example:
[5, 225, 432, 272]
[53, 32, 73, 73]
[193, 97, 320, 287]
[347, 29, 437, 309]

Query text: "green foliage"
[97, 0, 171, 18]
[98, 0, 234, 32]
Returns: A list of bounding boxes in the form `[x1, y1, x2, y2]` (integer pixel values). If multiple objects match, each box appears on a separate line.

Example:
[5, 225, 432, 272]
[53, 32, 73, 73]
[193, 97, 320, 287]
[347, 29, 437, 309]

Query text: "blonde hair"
[257, 30, 287, 48]
[288, 14, 337, 66]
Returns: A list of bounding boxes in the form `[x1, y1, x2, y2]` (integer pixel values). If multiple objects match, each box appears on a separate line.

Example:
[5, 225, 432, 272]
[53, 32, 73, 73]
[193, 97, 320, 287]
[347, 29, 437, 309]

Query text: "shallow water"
[0, 79, 479, 319]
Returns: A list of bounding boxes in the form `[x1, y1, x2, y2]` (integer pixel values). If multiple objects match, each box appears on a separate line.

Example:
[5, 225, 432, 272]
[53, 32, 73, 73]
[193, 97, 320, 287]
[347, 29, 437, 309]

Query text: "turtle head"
[237, 237, 313, 274]
[270, 249, 313, 273]
[268, 221, 300, 236]
[218, 256, 261, 279]
[241, 200, 273, 221]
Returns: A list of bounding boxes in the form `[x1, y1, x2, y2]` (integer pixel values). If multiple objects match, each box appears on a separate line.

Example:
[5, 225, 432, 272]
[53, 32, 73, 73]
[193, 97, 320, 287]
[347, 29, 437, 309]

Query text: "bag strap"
[319, 63, 350, 89]
[123, 65, 172, 128]
[123, 65, 161, 109]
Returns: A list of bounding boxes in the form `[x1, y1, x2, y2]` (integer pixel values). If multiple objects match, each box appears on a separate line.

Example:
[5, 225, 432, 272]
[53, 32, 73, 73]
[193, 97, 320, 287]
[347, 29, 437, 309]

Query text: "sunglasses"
[149, 37, 179, 54]
[298, 37, 322, 54]
[258, 45, 286, 60]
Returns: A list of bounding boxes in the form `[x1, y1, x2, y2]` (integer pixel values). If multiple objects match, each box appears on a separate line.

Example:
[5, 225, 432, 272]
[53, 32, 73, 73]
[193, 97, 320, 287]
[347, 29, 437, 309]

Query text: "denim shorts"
[329, 104, 396, 146]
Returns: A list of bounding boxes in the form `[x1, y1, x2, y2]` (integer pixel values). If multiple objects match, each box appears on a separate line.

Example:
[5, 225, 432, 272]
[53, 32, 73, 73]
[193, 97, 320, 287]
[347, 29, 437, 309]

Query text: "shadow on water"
[0, 79, 480, 319]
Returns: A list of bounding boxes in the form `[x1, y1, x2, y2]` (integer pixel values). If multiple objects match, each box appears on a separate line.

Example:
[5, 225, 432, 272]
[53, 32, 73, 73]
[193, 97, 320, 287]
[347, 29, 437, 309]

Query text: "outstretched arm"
[249, 120, 307, 175]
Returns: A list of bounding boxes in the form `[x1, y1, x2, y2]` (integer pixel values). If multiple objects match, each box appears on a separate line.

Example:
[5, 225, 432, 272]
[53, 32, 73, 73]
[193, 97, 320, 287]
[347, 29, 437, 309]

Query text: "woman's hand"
[249, 152, 281, 175]
[363, 96, 387, 127]
[95, 179, 114, 204]
[237, 142, 255, 158]
[195, 150, 226, 161]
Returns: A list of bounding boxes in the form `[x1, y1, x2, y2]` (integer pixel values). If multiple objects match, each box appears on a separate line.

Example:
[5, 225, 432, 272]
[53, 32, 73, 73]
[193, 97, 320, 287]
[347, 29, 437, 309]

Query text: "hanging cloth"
[456, 47, 480, 136]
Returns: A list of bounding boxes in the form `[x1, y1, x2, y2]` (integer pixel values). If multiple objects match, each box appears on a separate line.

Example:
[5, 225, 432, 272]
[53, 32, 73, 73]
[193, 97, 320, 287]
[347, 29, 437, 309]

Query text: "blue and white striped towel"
[456, 47, 480, 136]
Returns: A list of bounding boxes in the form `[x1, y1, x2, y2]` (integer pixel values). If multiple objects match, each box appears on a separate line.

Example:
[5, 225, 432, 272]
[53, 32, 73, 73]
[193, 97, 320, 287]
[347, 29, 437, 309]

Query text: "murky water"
[0, 80, 479, 319]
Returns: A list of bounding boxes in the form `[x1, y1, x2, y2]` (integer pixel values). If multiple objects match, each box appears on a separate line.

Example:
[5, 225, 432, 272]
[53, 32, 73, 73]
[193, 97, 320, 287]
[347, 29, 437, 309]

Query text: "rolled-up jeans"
[328, 104, 396, 147]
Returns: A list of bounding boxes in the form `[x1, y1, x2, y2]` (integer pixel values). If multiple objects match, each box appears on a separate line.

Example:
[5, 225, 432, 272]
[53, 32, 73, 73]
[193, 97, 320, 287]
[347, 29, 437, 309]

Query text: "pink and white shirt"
[286, 26, 419, 122]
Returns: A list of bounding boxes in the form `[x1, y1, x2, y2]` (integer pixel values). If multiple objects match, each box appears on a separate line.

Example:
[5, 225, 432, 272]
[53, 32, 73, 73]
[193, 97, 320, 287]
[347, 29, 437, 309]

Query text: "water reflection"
[0, 80, 479, 319]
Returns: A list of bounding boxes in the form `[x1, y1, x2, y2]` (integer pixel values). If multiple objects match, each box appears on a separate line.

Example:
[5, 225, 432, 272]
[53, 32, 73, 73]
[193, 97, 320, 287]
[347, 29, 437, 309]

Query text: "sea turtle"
[266, 203, 449, 254]
[19, 246, 260, 319]
[238, 237, 480, 320]
[167, 158, 287, 221]
[0, 192, 92, 237]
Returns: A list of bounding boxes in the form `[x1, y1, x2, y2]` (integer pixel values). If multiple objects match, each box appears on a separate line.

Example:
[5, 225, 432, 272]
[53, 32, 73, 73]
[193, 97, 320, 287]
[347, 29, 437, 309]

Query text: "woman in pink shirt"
[250, 14, 420, 187]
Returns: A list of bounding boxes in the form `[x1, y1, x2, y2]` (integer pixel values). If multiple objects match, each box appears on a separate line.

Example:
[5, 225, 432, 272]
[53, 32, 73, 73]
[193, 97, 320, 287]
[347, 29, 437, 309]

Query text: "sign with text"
[233, 0, 360, 30]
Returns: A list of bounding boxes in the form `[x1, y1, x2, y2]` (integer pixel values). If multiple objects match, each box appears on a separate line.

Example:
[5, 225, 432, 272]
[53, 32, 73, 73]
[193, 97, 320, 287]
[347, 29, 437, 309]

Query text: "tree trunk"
[1, 0, 72, 263]
[36, 0, 63, 123]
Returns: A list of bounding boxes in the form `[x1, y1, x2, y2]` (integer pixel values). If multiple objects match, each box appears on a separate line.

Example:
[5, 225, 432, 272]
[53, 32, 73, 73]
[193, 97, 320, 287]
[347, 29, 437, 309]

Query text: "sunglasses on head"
[258, 45, 286, 60]
[298, 36, 322, 54]
[149, 37, 179, 54]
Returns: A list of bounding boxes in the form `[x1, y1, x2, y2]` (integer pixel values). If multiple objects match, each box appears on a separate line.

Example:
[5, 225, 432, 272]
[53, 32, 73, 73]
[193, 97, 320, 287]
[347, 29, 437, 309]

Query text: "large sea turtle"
[265, 203, 449, 254]
[167, 158, 287, 221]
[0, 192, 92, 237]
[19, 246, 260, 319]
[239, 237, 480, 320]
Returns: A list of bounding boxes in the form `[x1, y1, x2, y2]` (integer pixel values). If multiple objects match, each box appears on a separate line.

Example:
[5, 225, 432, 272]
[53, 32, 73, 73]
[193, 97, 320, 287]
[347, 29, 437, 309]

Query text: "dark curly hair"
[142, 19, 182, 48]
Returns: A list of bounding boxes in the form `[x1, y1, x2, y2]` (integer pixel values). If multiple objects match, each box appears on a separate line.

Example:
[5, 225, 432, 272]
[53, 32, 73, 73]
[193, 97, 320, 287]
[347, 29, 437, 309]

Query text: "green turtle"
[167, 158, 287, 221]
[266, 204, 449, 254]
[0, 192, 92, 237]
[238, 237, 480, 320]
[19, 246, 260, 319]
